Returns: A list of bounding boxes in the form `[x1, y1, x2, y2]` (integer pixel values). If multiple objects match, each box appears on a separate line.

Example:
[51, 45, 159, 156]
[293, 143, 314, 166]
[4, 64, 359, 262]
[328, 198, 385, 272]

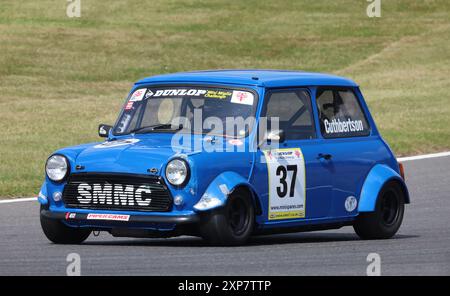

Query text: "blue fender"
[193, 171, 257, 212]
[358, 164, 410, 212]
[54, 143, 97, 168]
[38, 182, 49, 205]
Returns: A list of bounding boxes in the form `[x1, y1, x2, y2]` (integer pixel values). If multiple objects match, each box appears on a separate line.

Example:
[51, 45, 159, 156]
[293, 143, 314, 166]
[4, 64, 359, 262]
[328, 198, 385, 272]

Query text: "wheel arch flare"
[358, 164, 410, 212]
[193, 171, 260, 214]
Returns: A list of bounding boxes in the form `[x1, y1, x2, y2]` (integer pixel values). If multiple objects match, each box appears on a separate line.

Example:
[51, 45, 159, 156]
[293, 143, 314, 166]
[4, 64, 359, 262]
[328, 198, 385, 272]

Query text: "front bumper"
[40, 208, 199, 227]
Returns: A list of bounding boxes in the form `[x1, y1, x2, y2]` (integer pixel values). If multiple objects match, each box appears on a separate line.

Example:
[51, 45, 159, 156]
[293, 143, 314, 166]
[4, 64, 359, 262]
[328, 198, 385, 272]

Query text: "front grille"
[62, 173, 172, 212]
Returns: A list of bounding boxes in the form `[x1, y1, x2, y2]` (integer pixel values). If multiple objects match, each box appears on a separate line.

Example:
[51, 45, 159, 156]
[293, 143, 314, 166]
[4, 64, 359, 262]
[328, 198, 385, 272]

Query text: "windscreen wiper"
[129, 124, 183, 134]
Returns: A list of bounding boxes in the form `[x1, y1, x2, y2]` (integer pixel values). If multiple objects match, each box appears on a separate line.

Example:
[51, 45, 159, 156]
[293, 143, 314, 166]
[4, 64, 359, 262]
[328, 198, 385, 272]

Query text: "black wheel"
[40, 206, 91, 244]
[353, 181, 405, 239]
[199, 190, 255, 246]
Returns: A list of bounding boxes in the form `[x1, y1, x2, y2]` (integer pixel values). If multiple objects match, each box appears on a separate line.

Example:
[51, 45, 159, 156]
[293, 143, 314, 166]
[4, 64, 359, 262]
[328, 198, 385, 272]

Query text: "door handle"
[317, 153, 332, 160]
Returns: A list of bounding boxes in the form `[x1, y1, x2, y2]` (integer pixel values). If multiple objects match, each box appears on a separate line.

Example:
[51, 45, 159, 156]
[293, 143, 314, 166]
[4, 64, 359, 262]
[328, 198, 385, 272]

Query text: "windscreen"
[113, 86, 258, 138]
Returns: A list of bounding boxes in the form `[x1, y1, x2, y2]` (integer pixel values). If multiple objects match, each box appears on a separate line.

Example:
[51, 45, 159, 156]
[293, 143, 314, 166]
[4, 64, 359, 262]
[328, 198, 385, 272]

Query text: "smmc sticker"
[129, 89, 147, 102]
[93, 139, 140, 149]
[231, 91, 254, 105]
[263, 148, 306, 220]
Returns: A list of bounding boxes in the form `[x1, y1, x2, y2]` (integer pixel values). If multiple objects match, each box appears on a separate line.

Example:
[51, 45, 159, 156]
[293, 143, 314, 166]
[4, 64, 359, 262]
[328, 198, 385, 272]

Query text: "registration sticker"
[86, 213, 130, 221]
[231, 91, 254, 105]
[263, 148, 306, 220]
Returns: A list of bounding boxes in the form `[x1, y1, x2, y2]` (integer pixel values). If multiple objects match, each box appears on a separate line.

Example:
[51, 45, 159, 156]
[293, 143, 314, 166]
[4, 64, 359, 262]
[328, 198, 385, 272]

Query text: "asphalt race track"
[0, 157, 449, 276]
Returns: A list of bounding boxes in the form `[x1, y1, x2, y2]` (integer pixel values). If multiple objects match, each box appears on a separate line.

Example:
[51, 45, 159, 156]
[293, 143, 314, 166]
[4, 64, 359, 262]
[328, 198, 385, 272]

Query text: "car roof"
[135, 69, 358, 88]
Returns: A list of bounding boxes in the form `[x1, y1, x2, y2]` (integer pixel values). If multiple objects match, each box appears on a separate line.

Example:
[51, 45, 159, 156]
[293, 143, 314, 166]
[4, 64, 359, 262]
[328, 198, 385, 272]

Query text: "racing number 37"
[276, 165, 297, 198]
[264, 148, 306, 220]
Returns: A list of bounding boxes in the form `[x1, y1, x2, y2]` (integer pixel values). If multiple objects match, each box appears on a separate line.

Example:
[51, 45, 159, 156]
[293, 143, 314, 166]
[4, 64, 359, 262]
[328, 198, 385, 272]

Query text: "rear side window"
[263, 89, 316, 140]
[316, 88, 370, 138]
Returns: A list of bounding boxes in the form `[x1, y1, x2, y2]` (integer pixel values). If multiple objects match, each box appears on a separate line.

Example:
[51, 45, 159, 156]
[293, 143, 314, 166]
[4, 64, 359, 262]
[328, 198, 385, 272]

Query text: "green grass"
[0, 0, 449, 197]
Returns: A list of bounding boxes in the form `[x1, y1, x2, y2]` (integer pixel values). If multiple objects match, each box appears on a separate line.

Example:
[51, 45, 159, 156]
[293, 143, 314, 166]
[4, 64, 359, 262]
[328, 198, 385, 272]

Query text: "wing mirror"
[98, 124, 112, 138]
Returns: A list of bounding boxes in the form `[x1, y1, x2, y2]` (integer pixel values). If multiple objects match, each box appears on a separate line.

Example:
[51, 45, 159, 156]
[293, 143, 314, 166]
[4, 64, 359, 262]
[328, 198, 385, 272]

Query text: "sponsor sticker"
[263, 148, 306, 220]
[93, 139, 140, 149]
[65, 212, 76, 220]
[204, 90, 233, 100]
[124, 101, 134, 110]
[129, 89, 147, 102]
[145, 89, 208, 98]
[86, 213, 130, 221]
[130, 88, 247, 102]
[145, 90, 154, 98]
[345, 196, 358, 212]
[231, 91, 254, 105]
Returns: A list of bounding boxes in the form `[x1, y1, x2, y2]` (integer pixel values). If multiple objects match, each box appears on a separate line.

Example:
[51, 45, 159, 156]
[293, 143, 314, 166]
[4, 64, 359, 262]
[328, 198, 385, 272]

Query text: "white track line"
[0, 197, 37, 204]
[397, 151, 450, 162]
[0, 151, 449, 204]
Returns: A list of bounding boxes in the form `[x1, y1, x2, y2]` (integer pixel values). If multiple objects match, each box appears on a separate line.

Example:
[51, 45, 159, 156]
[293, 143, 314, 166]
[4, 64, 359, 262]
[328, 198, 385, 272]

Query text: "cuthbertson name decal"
[323, 118, 364, 134]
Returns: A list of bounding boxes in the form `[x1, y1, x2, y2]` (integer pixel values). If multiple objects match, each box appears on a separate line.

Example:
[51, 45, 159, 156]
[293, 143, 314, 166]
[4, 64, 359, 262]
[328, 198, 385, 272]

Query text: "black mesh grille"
[62, 173, 172, 212]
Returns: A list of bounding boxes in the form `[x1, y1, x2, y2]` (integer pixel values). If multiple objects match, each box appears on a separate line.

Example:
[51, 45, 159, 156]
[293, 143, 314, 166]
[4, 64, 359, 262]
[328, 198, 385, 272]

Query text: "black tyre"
[354, 181, 405, 239]
[199, 190, 255, 246]
[40, 206, 91, 244]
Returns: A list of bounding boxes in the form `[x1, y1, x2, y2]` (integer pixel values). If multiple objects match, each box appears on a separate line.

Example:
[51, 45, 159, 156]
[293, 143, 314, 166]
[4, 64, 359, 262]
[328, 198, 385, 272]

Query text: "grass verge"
[0, 0, 449, 197]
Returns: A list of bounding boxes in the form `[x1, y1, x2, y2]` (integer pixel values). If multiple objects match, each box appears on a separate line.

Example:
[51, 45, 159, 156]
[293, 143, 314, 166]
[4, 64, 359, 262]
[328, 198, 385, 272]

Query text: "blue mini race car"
[39, 70, 409, 245]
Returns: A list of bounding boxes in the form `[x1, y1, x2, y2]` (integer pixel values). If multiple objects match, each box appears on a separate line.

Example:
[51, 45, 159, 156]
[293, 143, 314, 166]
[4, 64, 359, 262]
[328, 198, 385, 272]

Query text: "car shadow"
[84, 232, 418, 248]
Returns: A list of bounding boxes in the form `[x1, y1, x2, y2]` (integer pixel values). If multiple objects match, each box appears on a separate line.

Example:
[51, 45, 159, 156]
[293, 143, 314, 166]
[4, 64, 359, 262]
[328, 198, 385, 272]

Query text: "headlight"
[165, 158, 189, 186]
[45, 155, 69, 182]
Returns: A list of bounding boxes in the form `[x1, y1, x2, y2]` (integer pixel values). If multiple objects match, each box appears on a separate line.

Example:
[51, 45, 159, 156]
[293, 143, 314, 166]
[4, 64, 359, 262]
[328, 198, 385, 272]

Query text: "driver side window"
[262, 89, 316, 140]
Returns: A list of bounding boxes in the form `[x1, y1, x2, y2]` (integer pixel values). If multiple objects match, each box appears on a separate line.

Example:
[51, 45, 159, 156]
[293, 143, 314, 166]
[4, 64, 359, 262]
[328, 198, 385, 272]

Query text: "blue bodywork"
[38, 70, 409, 234]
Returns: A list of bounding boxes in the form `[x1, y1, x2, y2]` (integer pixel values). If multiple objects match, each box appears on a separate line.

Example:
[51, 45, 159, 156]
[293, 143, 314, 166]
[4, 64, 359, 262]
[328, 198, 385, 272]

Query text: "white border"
[397, 151, 450, 162]
[0, 151, 449, 204]
[0, 197, 37, 204]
